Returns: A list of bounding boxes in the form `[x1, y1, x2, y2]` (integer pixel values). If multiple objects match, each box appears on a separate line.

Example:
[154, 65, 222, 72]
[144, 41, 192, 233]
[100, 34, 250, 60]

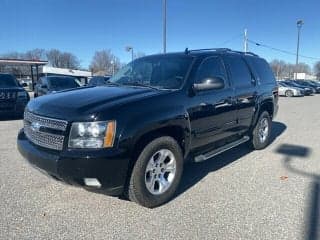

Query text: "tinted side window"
[247, 57, 276, 84]
[196, 57, 227, 84]
[224, 55, 252, 87]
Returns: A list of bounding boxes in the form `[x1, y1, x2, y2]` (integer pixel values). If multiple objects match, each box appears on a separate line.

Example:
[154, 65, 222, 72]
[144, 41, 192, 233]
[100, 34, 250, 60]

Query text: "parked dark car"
[34, 76, 80, 97]
[88, 76, 111, 87]
[283, 80, 313, 95]
[0, 73, 29, 117]
[17, 49, 278, 208]
[295, 80, 320, 93]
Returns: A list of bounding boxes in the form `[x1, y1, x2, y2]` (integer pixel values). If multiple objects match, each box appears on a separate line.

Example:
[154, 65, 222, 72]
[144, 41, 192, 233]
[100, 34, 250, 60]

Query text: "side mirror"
[41, 84, 48, 89]
[193, 76, 225, 92]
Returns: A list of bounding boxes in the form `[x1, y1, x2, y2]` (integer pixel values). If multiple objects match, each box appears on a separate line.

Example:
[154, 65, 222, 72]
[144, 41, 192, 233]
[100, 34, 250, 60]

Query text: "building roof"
[0, 58, 48, 65]
[42, 66, 92, 77]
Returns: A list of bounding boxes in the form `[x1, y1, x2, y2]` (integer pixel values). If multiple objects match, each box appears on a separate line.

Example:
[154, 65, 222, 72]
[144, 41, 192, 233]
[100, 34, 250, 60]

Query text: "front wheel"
[285, 90, 294, 97]
[127, 136, 183, 208]
[250, 111, 272, 150]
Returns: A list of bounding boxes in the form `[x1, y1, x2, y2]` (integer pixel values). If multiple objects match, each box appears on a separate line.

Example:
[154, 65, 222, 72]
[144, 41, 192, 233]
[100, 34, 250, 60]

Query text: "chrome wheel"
[145, 149, 177, 195]
[258, 118, 269, 143]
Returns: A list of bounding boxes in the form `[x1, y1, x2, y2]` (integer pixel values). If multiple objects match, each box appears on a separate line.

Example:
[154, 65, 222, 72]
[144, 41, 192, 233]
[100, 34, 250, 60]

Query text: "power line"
[218, 34, 243, 47]
[247, 39, 320, 61]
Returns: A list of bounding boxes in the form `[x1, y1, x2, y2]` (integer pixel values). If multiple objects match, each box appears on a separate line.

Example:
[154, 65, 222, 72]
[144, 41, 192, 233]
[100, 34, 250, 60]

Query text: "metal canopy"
[0, 58, 48, 90]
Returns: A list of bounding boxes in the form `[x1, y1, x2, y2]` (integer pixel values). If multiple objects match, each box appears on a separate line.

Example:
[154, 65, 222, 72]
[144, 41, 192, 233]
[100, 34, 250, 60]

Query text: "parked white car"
[277, 81, 304, 97]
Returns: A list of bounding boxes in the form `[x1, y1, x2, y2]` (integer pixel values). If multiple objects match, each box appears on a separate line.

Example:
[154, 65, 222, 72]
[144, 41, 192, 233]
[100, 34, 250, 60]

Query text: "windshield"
[0, 74, 18, 88]
[108, 55, 193, 90]
[48, 77, 79, 90]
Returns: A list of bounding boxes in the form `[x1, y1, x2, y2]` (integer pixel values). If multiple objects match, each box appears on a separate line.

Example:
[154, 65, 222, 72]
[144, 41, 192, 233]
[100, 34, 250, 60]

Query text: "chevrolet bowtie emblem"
[30, 122, 41, 132]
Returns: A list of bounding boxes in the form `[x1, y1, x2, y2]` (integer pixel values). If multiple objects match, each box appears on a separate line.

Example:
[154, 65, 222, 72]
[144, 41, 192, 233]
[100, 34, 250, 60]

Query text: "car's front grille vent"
[23, 110, 68, 151]
[24, 111, 68, 131]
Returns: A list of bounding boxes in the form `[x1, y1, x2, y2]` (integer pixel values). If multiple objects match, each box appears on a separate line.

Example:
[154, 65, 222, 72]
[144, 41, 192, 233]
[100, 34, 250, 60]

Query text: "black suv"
[0, 73, 30, 117]
[17, 49, 278, 207]
[34, 76, 80, 97]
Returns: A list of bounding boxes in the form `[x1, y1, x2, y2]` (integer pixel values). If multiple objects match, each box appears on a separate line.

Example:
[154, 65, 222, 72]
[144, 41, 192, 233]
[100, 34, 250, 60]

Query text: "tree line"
[0, 48, 133, 77]
[269, 59, 320, 80]
[2, 49, 319, 80]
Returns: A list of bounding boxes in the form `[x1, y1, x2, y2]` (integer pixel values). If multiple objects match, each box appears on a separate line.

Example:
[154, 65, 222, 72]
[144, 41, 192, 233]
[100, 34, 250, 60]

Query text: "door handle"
[214, 97, 234, 108]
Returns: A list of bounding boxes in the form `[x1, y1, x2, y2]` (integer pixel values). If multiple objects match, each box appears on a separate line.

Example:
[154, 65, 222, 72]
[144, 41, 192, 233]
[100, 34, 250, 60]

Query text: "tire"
[127, 136, 183, 208]
[250, 111, 272, 150]
[285, 90, 294, 97]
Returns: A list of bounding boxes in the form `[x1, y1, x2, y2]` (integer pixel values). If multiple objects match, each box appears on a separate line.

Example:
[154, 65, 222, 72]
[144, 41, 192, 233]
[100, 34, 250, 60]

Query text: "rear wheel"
[127, 136, 183, 208]
[285, 90, 294, 97]
[250, 111, 272, 150]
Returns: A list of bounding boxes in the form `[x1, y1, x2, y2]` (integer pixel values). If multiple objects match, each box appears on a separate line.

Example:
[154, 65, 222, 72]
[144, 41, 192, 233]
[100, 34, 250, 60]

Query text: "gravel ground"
[1, 95, 319, 240]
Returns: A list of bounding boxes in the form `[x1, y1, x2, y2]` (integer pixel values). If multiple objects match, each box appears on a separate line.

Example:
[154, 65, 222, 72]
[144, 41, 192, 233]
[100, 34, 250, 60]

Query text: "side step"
[194, 136, 250, 162]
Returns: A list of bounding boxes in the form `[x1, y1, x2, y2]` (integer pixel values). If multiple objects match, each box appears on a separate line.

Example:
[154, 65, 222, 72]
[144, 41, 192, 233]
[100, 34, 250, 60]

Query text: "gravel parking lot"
[1, 95, 319, 240]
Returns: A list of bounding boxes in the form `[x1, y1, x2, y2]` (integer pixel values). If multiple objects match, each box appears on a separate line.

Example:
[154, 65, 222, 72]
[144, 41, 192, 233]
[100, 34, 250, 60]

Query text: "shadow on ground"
[176, 121, 287, 197]
[275, 143, 319, 240]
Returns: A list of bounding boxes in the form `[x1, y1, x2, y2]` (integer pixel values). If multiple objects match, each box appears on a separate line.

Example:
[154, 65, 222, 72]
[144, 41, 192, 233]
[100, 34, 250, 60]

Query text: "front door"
[188, 56, 237, 149]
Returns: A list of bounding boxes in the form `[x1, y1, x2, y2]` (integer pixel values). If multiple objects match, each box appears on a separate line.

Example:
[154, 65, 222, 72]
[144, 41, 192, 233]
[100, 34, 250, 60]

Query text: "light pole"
[244, 28, 248, 53]
[295, 19, 304, 79]
[125, 46, 134, 62]
[163, 0, 167, 53]
[110, 60, 115, 75]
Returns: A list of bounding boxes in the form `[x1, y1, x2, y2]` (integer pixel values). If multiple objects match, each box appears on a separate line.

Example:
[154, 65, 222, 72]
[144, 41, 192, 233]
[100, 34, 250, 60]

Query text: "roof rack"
[184, 48, 259, 57]
[185, 48, 230, 54]
[228, 50, 259, 57]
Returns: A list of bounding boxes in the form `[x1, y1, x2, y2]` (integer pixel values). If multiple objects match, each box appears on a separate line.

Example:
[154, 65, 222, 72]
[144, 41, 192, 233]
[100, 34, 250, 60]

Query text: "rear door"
[223, 55, 256, 132]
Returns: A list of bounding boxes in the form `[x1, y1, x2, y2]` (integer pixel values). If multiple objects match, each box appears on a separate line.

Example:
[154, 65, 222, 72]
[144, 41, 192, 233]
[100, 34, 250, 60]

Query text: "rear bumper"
[17, 129, 130, 196]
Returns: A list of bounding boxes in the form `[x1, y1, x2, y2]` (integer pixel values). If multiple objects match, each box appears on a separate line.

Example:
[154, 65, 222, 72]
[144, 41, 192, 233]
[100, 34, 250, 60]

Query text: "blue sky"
[1, 0, 319, 68]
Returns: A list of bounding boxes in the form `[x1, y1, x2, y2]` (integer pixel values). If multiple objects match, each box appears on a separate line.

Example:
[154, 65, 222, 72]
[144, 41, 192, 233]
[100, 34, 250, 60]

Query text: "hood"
[27, 86, 162, 120]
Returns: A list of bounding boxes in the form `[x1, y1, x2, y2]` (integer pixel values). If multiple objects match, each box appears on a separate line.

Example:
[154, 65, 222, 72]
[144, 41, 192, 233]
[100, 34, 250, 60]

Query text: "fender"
[251, 93, 274, 128]
[118, 105, 192, 158]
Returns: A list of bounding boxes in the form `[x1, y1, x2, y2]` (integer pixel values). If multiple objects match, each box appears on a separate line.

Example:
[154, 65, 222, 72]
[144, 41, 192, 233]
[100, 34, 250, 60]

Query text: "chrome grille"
[23, 110, 68, 150]
[24, 111, 68, 131]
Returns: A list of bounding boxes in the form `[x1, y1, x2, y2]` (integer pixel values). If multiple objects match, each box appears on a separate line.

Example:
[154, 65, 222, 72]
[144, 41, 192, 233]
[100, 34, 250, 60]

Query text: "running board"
[194, 136, 250, 162]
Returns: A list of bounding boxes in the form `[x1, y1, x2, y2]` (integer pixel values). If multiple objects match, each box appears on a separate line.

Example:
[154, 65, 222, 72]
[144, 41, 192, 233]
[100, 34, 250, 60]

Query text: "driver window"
[196, 57, 227, 86]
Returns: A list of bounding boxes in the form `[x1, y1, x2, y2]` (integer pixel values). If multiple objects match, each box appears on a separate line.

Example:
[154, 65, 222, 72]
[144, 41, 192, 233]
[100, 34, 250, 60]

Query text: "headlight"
[68, 121, 116, 149]
[17, 91, 28, 98]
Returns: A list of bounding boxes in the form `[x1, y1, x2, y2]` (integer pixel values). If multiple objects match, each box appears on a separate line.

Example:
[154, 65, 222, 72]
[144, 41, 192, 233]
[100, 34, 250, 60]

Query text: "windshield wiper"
[122, 82, 160, 90]
[105, 80, 122, 86]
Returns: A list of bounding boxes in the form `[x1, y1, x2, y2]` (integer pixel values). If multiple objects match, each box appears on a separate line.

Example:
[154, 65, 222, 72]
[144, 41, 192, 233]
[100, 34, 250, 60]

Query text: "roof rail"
[228, 50, 259, 57]
[184, 48, 258, 57]
[184, 48, 231, 54]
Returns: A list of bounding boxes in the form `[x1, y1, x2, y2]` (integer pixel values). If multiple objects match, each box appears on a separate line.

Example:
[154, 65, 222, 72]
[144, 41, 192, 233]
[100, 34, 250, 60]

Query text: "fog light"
[84, 178, 101, 188]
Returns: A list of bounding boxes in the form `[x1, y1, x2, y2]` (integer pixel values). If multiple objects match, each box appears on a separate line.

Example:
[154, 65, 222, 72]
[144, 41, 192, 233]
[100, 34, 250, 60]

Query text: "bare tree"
[296, 63, 311, 74]
[24, 49, 46, 60]
[46, 49, 80, 69]
[314, 61, 320, 79]
[90, 50, 121, 75]
[270, 59, 311, 80]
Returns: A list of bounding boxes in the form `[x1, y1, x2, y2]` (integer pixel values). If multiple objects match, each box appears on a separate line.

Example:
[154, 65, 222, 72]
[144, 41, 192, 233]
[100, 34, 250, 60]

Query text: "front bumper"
[17, 129, 130, 196]
[0, 100, 27, 116]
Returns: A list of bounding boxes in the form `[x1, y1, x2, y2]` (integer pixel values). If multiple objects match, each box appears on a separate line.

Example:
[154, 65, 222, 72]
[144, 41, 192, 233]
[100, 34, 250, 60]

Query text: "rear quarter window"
[246, 57, 276, 84]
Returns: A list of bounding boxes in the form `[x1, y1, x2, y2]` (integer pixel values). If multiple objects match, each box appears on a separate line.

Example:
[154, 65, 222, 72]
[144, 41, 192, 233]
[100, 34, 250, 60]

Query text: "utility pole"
[125, 46, 134, 62]
[295, 19, 304, 79]
[244, 29, 248, 53]
[163, 0, 167, 53]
